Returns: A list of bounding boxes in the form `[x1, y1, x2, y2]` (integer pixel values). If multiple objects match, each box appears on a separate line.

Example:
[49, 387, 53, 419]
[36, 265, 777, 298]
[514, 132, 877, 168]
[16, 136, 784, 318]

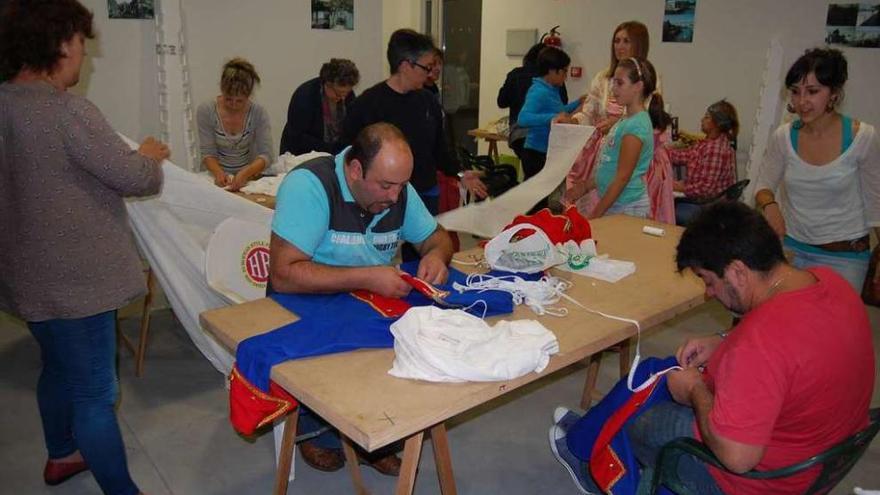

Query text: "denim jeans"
[625, 402, 724, 495]
[28, 311, 139, 495]
[784, 236, 869, 293]
[298, 405, 342, 450]
[607, 192, 651, 218]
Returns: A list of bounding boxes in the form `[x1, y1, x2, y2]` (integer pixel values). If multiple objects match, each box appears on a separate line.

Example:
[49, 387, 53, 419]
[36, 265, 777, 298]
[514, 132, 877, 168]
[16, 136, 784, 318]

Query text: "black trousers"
[520, 147, 548, 212]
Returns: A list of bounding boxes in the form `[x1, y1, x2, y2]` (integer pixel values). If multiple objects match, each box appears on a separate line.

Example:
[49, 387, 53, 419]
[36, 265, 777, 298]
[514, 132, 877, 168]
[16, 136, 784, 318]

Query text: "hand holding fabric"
[138, 136, 170, 162]
[213, 171, 232, 188]
[675, 334, 723, 369]
[416, 254, 449, 285]
[367, 266, 413, 298]
[228, 170, 250, 192]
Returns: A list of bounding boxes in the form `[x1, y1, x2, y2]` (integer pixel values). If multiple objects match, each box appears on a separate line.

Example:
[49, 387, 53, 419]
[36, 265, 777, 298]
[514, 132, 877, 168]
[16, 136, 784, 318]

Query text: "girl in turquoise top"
[588, 57, 667, 218]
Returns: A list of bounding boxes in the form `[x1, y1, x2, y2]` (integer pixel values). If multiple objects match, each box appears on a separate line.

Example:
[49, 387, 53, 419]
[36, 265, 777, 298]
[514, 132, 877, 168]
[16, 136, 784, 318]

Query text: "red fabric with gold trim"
[399, 272, 461, 308]
[588, 379, 661, 492]
[503, 206, 592, 245]
[350, 289, 412, 317]
[229, 365, 298, 436]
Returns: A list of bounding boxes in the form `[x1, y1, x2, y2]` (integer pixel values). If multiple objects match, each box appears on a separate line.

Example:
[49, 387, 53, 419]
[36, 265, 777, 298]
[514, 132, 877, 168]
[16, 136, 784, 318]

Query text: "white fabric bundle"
[240, 151, 333, 196]
[388, 306, 559, 383]
[239, 175, 286, 195]
[264, 151, 331, 176]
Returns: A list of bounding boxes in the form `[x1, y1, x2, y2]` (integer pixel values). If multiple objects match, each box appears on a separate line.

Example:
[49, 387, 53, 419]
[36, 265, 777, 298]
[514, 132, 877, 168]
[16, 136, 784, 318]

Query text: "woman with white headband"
[569, 57, 666, 219]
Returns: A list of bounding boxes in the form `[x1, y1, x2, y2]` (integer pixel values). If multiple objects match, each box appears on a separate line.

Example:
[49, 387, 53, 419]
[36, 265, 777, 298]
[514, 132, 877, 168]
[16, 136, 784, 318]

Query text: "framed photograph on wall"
[662, 0, 697, 43]
[311, 0, 354, 31]
[826, 3, 880, 48]
[107, 0, 154, 20]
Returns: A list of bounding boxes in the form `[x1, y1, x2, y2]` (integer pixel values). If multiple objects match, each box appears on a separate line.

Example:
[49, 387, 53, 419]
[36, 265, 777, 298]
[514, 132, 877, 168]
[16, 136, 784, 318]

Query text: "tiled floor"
[1, 297, 878, 495]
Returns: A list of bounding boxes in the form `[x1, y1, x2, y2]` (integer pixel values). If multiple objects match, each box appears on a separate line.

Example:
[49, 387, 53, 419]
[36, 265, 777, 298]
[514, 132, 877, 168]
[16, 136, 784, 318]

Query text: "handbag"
[458, 147, 519, 198]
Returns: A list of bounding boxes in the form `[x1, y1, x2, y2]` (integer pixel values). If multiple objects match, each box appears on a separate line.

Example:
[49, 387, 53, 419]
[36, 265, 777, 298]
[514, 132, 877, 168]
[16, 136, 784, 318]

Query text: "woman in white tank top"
[754, 48, 880, 292]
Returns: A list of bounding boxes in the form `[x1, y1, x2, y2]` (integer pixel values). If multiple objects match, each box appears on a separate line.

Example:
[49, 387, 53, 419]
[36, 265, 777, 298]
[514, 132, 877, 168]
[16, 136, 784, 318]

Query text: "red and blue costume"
[567, 356, 679, 495]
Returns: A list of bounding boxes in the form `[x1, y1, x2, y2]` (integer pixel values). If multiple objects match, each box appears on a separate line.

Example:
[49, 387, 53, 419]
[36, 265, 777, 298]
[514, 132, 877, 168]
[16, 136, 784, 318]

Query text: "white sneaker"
[554, 406, 572, 424]
[548, 424, 597, 495]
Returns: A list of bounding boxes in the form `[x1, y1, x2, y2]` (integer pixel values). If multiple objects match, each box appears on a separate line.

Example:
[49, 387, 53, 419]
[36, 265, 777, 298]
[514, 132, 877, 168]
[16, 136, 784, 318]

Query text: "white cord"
[557, 291, 682, 391]
[454, 273, 680, 392]
[460, 299, 488, 319]
[452, 273, 571, 317]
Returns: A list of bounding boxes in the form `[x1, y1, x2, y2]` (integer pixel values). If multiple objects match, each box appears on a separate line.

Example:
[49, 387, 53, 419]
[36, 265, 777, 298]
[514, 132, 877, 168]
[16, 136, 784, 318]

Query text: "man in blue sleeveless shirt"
[268, 122, 454, 474]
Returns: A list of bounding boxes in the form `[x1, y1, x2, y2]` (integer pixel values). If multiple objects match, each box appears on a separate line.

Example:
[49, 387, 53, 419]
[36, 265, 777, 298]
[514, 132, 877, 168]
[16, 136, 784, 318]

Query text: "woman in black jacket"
[279, 58, 359, 155]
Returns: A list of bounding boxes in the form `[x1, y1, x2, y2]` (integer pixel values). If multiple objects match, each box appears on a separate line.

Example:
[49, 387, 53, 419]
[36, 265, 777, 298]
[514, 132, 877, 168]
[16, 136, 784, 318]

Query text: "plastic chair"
[717, 178, 750, 202]
[650, 407, 880, 495]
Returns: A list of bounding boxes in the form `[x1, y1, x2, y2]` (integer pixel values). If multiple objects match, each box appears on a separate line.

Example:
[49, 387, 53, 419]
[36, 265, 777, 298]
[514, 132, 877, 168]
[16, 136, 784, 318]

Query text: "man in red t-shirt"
[631, 202, 874, 494]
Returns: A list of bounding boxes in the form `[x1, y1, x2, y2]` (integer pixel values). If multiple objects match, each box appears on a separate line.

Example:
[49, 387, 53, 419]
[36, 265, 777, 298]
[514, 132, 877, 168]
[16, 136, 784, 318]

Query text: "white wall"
[73, 0, 384, 159]
[480, 0, 880, 171]
[74, 0, 159, 142]
[183, 0, 384, 157]
[76, 0, 879, 171]
[382, 0, 424, 63]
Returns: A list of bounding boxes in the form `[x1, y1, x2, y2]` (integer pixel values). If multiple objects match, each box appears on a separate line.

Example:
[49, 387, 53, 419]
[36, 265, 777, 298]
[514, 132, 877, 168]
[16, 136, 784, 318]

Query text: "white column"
[155, 0, 198, 171]
[743, 36, 785, 206]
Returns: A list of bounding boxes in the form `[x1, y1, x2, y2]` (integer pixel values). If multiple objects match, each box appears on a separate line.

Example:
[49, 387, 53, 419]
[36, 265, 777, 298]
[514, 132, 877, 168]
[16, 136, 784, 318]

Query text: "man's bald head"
[345, 122, 410, 177]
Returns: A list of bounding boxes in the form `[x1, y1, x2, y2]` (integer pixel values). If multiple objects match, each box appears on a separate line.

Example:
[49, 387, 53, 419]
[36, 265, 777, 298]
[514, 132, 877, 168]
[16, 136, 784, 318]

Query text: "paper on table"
[555, 255, 636, 283]
[437, 124, 595, 238]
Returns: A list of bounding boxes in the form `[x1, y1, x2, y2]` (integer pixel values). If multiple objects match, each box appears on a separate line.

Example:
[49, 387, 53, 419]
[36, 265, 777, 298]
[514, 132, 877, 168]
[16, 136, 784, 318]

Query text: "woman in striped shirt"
[197, 57, 273, 191]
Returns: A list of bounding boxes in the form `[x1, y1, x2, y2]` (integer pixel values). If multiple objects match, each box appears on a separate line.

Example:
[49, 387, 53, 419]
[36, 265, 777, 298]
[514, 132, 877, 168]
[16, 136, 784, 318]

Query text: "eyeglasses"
[409, 60, 434, 73]
[325, 84, 351, 101]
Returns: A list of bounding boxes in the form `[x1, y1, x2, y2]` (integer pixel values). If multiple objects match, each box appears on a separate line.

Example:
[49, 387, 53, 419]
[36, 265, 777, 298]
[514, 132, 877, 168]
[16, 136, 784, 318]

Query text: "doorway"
[432, 0, 482, 154]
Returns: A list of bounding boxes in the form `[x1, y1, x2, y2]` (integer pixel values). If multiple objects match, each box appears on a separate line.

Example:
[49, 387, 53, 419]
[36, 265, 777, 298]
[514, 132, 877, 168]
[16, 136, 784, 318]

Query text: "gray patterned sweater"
[0, 81, 163, 322]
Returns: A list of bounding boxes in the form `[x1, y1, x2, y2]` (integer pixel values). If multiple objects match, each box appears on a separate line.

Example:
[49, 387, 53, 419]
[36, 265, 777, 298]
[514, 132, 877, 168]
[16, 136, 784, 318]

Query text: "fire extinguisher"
[541, 25, 562, 47]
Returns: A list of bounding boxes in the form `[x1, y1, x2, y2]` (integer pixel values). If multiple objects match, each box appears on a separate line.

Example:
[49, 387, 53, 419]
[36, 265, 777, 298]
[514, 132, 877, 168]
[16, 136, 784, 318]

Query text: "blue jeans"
[784, 236, 869, 292]
[28, 311, 139, 495]
[298, 406, 342, 450]
[626, 402, 724, 495]
[607, 192, 651, 218]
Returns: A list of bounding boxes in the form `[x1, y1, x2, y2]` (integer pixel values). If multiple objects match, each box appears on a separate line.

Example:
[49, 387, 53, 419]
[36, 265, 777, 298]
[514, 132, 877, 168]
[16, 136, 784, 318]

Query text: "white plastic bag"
[484, 223, 564, 273]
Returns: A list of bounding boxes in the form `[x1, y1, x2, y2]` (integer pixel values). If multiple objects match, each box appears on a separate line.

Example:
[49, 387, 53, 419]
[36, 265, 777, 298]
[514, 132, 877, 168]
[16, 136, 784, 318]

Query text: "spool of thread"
[642, 226, 665, 237]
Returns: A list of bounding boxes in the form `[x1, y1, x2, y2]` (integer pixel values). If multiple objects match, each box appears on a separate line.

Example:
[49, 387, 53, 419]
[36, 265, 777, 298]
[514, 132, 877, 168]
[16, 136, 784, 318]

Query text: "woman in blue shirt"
[518, 46, 583, 181]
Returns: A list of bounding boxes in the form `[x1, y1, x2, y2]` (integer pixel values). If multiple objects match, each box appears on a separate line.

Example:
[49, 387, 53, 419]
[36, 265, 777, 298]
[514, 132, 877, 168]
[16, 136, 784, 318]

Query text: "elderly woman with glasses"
[280, 58, 360, 156]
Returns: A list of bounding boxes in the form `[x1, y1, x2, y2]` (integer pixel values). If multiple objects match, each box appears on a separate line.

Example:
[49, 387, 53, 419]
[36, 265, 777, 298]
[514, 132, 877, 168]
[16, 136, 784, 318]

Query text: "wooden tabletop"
[200, 215, 704, 451]
[235, 191, 276, 209]
[467, 128, 508, 142]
